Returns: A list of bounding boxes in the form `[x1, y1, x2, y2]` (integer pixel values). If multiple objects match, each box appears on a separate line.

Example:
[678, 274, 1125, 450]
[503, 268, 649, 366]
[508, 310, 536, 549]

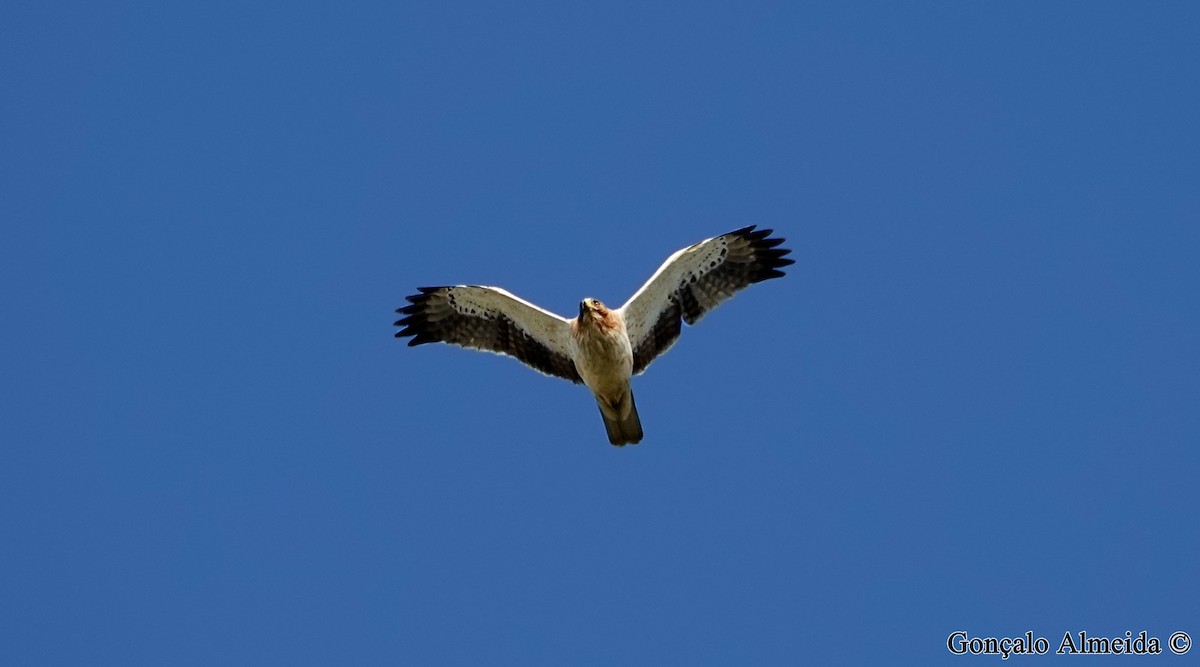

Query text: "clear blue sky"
[2, 2, 1197, 664]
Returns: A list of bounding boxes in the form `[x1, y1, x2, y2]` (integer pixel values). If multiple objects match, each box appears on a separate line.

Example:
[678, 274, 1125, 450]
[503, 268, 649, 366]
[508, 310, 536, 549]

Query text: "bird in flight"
[394, 226, 793, 446]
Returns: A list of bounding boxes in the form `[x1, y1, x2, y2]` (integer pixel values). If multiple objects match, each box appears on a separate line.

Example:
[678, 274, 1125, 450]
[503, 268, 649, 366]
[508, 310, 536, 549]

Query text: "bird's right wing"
[618, 226, 793, 375]
[395, 285, 583, 384]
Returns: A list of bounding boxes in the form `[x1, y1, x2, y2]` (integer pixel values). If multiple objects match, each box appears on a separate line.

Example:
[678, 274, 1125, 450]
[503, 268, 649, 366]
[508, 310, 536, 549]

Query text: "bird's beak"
[579, 300, 589, 318]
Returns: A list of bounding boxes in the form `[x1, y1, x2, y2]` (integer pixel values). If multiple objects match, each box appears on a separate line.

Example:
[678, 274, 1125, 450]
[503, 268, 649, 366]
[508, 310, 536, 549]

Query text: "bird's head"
[579, 298, 607, 320]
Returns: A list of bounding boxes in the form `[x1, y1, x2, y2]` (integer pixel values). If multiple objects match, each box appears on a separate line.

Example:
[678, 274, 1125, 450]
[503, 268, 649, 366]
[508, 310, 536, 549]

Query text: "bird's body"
[395, 226, 792, 446]
[569, 299, 641, 445]
[569, 299, 632, 397]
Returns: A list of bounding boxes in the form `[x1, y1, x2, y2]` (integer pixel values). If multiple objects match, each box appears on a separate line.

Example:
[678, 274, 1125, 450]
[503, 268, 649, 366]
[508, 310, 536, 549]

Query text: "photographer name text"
[947, 630, 1191, 659]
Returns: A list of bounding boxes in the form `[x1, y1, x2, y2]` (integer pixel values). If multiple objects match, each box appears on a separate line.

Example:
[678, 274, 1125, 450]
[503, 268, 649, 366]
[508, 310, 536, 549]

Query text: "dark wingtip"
[732, 226, 793, 282]
[397, 291, 428, 339]
[730, 225, 787, 245]
[742, 227, 793, 270]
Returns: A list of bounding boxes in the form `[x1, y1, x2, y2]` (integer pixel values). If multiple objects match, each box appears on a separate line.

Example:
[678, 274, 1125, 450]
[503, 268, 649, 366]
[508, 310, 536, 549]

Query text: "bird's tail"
[597, 388, 643, 446]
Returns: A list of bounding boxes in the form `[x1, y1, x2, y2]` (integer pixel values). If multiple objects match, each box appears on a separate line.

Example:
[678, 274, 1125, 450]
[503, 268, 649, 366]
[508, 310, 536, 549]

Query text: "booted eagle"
[394, 226, 793, 446]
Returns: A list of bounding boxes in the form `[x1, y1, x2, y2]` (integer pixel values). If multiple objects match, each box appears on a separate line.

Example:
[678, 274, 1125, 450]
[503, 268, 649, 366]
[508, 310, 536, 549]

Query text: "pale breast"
[570, 315, 634, 394]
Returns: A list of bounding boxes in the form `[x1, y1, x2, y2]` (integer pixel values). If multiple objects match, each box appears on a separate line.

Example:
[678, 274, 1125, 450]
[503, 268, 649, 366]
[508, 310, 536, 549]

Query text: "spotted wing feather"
[619, 226, 793, 375]
[395, 285, 583, 384]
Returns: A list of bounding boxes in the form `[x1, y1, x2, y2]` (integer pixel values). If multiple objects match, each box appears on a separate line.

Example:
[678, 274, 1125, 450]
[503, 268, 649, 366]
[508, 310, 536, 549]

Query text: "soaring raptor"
[394, 226, 793, 446]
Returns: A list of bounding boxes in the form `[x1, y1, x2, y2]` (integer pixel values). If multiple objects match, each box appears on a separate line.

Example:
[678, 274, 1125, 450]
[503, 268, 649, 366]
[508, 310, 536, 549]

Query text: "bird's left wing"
[618, 226, 793, 375]
[395, 285, 583, 383]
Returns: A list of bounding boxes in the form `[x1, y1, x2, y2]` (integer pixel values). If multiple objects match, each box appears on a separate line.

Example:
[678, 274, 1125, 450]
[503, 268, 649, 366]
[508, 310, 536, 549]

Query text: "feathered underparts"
[569, 298, 642, 446]
[395, 225, 792, 446]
